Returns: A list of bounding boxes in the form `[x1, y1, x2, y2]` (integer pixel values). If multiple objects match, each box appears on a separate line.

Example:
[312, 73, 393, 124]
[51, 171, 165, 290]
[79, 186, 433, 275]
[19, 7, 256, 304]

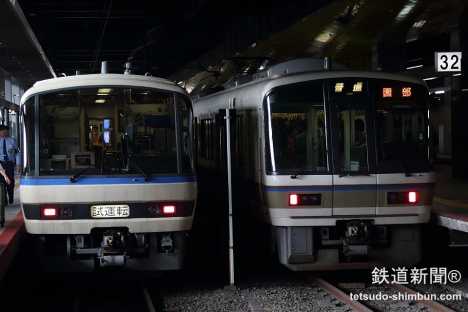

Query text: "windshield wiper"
[69, 157, 149, 182]
[291, 159, 314, 179]
[69, 166, 95, 183]
[127, 157, 149, 181]
[386, 149, 411, 177]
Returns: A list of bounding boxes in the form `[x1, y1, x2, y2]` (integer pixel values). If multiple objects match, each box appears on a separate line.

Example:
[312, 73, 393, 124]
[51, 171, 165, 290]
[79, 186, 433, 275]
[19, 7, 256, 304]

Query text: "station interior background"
[0, 0, 467, 177]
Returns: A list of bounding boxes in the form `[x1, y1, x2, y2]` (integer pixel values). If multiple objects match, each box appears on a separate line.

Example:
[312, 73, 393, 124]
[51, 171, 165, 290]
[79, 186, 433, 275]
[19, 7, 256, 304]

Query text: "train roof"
[21, 73, 190, 105]
[193, 58, 428, 102]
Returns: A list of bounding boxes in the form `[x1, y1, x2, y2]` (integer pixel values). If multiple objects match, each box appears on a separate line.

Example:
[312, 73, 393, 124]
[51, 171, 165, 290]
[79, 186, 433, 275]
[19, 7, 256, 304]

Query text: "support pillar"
[451, 7, 468, 179]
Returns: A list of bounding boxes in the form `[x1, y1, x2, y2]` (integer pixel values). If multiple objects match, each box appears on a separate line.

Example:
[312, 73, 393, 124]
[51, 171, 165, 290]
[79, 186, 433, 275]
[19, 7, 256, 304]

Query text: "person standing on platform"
[90, 125, 104, 168]
[88, 127, 93, 151]
[0, 125, 20, 205]
[0, 162, 11, 186]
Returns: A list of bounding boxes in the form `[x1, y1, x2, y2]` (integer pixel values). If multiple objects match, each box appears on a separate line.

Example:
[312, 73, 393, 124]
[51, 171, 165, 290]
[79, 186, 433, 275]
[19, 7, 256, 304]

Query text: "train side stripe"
[20, 175, 197, 186]
[264, 184, 435, 192]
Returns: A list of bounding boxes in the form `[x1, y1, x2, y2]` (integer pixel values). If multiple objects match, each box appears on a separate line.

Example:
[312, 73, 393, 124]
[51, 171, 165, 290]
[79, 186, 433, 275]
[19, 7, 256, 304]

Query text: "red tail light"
[42, 207, 58, 217]
[289, 194, 299, 206]
[289, 193, 322, 206]
[162, 205, 176, 214]
[41, 205, 73, 218]
[388, 191, 419, 204]
[408, 191, 418, 203]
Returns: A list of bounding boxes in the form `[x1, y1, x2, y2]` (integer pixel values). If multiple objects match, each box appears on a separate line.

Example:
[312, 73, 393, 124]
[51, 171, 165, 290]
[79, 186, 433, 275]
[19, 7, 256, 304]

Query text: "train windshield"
[21, 86, 194, 177]
[264, 78, 431, 175]
[265, 81, 327, 173]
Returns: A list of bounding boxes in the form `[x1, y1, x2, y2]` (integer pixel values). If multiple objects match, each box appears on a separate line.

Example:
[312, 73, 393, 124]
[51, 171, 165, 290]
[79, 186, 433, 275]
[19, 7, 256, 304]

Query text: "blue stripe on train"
[265, 184, 434, 192]
[20, 175, 197, 186]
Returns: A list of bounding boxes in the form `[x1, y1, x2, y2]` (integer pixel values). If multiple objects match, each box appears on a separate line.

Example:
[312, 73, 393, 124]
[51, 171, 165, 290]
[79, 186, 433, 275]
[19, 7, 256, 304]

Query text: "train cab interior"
[265, 81, 432, 176]
[21, 86, 193, 176]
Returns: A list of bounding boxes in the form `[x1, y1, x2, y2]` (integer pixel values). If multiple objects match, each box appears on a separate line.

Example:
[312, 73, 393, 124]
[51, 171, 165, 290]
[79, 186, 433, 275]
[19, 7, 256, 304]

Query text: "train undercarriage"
[30, 228, 188, 272]
[274, 221, 424, 271]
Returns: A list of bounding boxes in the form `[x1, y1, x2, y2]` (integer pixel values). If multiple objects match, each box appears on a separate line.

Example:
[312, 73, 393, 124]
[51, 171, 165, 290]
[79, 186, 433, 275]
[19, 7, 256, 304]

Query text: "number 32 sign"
[435, 52, 462, 72]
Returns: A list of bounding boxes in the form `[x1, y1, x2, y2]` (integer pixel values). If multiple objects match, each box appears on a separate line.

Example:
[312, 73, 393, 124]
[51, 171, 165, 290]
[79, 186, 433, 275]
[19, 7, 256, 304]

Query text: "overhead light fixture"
[95, 99, 106, 104]
[406, 65, 422, 70]
[97, 88, 112, 95]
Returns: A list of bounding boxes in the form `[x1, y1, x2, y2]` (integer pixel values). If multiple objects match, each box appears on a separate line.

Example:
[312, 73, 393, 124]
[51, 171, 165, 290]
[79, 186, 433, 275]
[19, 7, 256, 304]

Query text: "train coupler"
[341, 220, 370, 257]
[161, 234, 174, 254]
[96, 249, 128, 267]
[97, 230, 128, 267]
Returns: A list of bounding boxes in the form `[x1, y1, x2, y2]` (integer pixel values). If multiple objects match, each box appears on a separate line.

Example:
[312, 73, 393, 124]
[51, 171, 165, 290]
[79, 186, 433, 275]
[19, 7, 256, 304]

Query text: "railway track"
[309, 273, 462, 312]
[2, 262, 467, 311]
[73, 280, 159, 312]
[2, 232, 468, 311]
[162, 270, 465, 311]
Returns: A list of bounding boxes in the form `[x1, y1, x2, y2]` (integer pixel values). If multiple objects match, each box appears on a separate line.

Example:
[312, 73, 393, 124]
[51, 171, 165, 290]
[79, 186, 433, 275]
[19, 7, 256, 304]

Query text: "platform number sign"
[435, 52, 462, 72]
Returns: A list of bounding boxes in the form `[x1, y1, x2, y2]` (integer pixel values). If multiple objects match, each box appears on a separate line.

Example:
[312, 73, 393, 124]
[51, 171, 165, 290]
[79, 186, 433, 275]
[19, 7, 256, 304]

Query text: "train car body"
[193, 58, 435, 271]
[19, 65, 197, 272]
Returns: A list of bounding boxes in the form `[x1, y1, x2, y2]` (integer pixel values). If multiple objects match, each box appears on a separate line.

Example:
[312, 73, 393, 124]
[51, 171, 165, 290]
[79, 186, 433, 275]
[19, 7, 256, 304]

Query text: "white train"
[19, 63, 197, 272]
[193, 58, 435, 271]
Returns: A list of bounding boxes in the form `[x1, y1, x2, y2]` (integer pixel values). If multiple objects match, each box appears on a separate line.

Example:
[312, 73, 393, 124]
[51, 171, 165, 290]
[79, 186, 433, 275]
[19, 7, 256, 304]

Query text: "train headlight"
[289, 193, 322, 206]
[387, 191, 419, 204]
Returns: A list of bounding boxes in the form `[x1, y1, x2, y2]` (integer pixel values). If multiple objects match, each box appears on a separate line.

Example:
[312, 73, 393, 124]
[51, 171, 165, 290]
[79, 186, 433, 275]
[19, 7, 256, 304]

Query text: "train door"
[329, 103, 377, 216]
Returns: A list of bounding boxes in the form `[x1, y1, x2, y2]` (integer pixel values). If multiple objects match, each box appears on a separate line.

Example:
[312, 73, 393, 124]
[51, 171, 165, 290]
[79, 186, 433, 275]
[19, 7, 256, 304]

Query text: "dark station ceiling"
[9, 0, 328, 87]
[1, 0, 468, 94]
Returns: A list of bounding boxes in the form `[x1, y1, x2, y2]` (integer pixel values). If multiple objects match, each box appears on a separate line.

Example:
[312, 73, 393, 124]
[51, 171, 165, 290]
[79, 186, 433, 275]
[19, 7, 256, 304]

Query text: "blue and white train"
[193, 58, 436, 271]
[19, 63, 197, 272]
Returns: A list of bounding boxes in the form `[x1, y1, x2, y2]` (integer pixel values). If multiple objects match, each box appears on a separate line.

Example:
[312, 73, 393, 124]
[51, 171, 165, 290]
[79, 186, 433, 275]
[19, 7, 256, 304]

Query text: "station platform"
[0, 181, 26, 283]
[431, 164, 468, 243]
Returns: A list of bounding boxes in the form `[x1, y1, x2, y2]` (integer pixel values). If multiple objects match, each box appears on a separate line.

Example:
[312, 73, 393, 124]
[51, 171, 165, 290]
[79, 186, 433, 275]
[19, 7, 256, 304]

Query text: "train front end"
[262, 73, 435, 271]
[19, 72, 197, 272]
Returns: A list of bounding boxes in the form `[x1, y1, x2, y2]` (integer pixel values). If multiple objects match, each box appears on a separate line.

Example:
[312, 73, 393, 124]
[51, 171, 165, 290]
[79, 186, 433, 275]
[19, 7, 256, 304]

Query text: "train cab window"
[265, 82, 327, 174]
[21, 86, 194, 177]
[377, 109, 428, 165]
[374, 81, 431, 173]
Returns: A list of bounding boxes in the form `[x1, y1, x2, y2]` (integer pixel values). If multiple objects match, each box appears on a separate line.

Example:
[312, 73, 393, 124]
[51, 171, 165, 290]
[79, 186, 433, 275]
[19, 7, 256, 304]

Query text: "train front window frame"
[21, 86, 194, 177]
[264, 81, 328, 174]
[263, 77, 431, 176]
[374, 81, 432, 173]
